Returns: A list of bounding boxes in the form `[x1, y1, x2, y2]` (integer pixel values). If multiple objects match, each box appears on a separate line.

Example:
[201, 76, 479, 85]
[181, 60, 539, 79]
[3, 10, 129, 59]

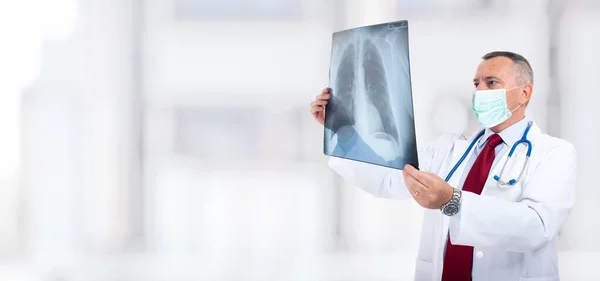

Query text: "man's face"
[472, 56, 521, 111]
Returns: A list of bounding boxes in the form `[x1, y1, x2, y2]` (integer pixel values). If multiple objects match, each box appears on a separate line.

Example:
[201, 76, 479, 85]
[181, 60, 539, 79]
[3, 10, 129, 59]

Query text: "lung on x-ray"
[323, 20, 419, 170]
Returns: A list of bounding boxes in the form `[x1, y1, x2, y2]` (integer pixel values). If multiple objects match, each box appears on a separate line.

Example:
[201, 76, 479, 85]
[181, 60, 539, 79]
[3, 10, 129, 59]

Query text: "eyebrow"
[473, 76, 503, 83]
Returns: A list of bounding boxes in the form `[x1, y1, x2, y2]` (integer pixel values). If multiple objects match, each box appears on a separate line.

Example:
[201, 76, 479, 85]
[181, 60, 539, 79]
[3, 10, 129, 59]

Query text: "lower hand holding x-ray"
[323, 20, 419, 170]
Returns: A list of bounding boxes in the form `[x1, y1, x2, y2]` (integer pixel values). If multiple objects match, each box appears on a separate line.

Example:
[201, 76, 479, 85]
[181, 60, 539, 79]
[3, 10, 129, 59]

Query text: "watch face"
[443, 204, 459, 216]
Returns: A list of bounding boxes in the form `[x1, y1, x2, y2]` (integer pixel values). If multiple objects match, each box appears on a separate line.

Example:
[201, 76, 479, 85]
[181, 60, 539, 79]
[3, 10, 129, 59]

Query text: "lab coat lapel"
[447, 135, 478, 188]
[441, 133, 479, 245]
[484, 152, 510, 194]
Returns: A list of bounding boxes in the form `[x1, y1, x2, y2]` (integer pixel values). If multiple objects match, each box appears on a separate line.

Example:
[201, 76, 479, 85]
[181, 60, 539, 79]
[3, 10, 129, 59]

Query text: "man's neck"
[491, 115, 526, 133]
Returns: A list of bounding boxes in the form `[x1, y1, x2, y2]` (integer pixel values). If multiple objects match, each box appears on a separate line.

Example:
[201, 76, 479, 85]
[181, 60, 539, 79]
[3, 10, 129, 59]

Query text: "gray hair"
[482, 51, 534, 86]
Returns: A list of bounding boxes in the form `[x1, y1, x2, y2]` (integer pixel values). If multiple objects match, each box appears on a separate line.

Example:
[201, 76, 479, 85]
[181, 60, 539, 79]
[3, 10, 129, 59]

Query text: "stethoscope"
[443, 121, 533, 188]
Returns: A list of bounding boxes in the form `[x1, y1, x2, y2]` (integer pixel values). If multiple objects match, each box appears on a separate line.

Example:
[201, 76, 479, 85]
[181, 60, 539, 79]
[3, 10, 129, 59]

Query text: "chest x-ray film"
[324, 20, 419, 170]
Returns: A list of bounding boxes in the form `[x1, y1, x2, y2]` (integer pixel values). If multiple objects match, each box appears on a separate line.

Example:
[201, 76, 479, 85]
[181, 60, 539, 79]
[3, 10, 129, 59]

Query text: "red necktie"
[441, 134, 503, 281]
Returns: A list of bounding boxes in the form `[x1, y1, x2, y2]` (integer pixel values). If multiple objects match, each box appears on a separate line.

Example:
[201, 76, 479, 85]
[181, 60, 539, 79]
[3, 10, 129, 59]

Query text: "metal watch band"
[441, 188, 462, 216]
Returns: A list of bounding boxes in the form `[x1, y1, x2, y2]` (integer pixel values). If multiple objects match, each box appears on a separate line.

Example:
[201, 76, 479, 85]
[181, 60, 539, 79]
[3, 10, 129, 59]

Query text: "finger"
[310, 105, 324, 114]
[321, 88, 330, 94]
[403, 164, 417, 174]
[311, 100, 328, 106]
[403, 170, 428, 195]
[420, 172, 443, 184]
[310, 106, 318, 114]
[316, 94, 331, 101]
[310, 100, 324, 107]
[403, 164, 435, 188]
[406, 179, 427, 199]
[403, 165, 430, 189]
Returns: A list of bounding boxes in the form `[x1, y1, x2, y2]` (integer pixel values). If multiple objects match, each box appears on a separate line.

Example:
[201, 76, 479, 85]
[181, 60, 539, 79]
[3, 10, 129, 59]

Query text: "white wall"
[19, 0, 139, 278]
[143, 0, 334, 105]
[141, 0, 338, 252]
[556, 1, 600, 251]
[78, 0, 138, 252]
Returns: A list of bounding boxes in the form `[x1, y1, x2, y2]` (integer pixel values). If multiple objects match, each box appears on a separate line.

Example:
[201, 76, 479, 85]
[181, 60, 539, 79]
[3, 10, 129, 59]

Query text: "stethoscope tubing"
[444, 121, 533, 187]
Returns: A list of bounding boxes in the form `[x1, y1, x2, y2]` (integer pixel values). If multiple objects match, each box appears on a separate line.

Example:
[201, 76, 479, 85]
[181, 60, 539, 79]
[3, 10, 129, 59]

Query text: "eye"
[488, 81, 498, 87]
[474, 82, 479, 87]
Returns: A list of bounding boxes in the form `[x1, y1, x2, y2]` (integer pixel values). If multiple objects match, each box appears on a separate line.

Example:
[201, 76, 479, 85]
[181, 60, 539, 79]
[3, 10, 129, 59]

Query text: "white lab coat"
[328, 122, 577, 281]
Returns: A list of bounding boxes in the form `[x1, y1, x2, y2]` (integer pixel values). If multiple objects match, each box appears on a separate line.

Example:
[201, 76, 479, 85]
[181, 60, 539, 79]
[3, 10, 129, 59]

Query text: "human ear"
[520, 84, 533, 105]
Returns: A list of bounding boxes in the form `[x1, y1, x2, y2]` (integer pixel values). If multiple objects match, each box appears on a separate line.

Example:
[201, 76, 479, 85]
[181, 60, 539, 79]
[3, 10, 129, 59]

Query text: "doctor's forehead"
[473, 56, 516, 83]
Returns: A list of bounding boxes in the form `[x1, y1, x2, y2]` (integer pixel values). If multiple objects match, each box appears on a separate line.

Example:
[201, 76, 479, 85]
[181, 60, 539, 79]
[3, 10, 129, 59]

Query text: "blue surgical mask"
[472, 88, 521, 128]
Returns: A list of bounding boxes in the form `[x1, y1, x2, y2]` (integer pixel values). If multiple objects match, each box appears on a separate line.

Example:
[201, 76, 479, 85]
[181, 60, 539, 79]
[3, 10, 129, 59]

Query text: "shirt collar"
[477, 117, 530, 149]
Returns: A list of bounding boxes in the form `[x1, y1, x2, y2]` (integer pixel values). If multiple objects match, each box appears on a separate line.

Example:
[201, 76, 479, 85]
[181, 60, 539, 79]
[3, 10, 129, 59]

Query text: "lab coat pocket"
[519, 277, 558, 281]
[481, 177, 525, 202]
[414, 259, 434, 281]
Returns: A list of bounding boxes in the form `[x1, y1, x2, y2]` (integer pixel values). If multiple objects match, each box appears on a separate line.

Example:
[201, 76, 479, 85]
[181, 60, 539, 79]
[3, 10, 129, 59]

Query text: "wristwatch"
[440, 188, 462, 216]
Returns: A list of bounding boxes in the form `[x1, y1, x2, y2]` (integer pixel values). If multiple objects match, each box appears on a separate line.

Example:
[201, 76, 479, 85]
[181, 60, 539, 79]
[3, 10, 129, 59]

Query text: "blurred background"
[0, 0, 599, 280]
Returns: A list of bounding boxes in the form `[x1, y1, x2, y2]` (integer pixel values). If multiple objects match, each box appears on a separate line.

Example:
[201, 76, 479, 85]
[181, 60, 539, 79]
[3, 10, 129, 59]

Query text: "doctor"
[309, 51, 577, 281]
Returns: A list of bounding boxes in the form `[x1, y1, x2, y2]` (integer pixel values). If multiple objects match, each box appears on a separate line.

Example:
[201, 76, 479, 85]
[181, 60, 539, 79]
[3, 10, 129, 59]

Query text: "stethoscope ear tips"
[493, 176, 517, 185]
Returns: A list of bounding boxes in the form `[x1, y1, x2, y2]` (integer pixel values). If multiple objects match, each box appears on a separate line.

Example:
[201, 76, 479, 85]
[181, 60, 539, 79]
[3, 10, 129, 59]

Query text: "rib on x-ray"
[324, 20, 419, 170]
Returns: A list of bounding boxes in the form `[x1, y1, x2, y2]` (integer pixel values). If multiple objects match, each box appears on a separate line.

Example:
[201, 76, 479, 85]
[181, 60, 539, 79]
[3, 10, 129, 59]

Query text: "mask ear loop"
[509, 103, 522, 113]
[506, 84, 529, 112]
[505, 84, 526, 113]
